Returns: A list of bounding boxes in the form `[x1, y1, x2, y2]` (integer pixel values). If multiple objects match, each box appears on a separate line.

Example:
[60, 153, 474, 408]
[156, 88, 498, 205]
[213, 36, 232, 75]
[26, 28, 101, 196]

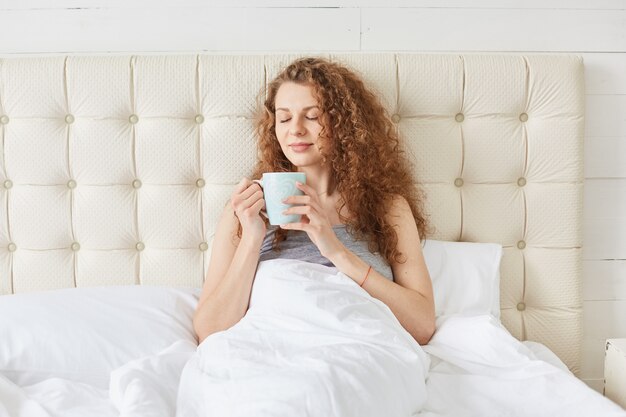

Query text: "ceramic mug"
[253, 172, 306, 225]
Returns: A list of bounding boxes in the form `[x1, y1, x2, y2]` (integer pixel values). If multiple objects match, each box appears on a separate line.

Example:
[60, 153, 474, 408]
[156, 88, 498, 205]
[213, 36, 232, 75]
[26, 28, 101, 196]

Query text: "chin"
[288, 158, 323, 169]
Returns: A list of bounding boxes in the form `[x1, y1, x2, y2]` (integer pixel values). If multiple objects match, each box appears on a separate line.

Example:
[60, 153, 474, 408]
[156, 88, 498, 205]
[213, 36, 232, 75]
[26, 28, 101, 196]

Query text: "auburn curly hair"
[248, 56, 428, 265]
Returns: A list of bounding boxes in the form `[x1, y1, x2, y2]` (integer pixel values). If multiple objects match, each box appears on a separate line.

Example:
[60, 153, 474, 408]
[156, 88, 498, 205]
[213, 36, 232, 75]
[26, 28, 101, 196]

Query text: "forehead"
[274, 82, 318, 111]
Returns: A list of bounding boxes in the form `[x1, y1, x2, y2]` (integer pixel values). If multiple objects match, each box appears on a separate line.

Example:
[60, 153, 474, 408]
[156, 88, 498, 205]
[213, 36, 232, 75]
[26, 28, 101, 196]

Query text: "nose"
[289, 117, 306, 136]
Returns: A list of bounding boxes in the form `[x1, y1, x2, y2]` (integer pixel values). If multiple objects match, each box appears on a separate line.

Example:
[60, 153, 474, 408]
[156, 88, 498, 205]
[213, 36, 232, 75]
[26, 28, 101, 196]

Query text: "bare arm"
[329, 196, 435, 345]
[193, 179, 266, 343]
[281, 183, 436, 345]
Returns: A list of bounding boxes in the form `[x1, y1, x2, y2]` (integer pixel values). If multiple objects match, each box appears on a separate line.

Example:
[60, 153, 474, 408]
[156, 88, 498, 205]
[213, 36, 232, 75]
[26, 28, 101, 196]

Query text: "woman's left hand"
[280, 182, 345, 260]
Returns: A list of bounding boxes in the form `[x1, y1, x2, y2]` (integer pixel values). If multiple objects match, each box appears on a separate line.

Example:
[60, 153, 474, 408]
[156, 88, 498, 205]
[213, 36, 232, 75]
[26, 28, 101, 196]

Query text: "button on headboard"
[0, 54, 584, 374]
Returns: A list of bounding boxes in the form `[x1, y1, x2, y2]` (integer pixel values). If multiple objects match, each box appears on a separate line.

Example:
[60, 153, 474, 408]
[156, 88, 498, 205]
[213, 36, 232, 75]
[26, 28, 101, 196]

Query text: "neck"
[296, 165, 331, 196]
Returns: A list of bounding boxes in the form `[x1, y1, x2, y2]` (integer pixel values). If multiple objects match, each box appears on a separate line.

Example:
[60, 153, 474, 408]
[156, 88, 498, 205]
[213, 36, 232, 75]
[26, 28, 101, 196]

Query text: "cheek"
[313, 125, 328, 140]
[274, 127, 288, 149]
[275, 126, 286, 143]
[275, 123, 286, 138]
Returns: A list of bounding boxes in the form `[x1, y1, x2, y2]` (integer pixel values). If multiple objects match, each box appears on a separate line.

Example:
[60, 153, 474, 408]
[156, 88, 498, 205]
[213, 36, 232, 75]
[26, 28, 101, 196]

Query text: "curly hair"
[247, 56, 428, 265]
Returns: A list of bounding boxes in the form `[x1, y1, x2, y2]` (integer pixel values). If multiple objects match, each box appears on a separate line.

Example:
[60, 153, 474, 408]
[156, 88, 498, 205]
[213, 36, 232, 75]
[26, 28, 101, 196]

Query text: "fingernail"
[296, 181, 302, 186]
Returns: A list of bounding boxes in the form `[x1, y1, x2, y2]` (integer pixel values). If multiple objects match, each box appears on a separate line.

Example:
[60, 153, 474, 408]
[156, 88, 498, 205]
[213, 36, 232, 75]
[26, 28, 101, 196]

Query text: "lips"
[289, 143, 313, 153]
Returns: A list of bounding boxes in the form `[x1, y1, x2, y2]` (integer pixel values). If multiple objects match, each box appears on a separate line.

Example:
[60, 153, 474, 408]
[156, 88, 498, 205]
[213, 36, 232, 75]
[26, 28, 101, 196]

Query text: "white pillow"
[422, 239, 503, 319]
[0, 286, 199, 388]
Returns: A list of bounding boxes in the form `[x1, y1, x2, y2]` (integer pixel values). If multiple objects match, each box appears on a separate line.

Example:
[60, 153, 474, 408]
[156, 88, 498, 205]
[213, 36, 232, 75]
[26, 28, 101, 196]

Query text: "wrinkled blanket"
[176, 259, 430, 417]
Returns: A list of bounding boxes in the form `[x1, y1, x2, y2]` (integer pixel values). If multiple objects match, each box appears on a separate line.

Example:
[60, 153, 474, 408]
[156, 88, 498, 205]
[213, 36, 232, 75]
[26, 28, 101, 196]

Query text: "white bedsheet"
[1, 259, 624, 417]
[418, 315, 626, 416]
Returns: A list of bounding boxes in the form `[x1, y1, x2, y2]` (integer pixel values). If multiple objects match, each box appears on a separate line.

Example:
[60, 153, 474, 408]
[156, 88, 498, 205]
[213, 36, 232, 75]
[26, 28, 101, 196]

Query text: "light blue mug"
[253, 172, 306, 225]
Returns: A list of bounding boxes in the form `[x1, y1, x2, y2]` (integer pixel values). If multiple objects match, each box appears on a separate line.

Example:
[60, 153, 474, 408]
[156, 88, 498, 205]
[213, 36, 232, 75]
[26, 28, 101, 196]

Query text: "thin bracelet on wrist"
[360, 265, 372, 287]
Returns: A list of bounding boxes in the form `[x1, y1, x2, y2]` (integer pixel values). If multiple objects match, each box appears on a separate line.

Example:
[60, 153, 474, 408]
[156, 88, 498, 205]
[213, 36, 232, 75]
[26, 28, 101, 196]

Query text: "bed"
[0, 53, 624, 416]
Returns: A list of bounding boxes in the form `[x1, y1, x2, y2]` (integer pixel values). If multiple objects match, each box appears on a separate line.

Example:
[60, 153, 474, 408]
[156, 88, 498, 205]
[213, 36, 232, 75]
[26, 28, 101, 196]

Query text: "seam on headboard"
[130, 56, 136, 115]
[130, 56, 138, 180]
[130, 56, 140, 285]
[63, 57, 72, 185]
[458, 187, 464, 242]
[5, 194, 13, 293]
[62, 56, 69, 113]
[196, 54, 206, 283]
[9, 259, 13, 294]
[522, 56, 531, 117]
[195, 55, 200, 116]
[520, 57, 530, 344]
[63, 57, 78, 288]
[521, 56, 530, 244]
[459, 55, 466, 174]
[521, 56, 530, 182]
[521, 250, 527, 341]
[458, 55, 466, 241]
[0, 59, 4, 115]
[0, 59, 12, 292]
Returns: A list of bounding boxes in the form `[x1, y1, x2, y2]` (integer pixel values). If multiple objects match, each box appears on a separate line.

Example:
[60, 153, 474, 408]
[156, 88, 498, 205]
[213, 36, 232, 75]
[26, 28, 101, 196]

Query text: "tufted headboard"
[0, 54, 584, 374]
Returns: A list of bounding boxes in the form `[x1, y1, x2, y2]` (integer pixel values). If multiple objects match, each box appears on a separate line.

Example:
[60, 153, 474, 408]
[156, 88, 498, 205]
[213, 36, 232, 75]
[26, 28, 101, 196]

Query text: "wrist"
[328, 247, 371, 285]
[327, 246, 363, 280]
[239, 234, 264, 252]
[323, 242, 349, 266]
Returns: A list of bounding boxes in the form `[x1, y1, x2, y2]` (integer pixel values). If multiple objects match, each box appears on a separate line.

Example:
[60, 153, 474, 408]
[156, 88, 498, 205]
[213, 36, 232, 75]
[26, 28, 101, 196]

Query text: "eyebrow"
[275, 105, 319, 112]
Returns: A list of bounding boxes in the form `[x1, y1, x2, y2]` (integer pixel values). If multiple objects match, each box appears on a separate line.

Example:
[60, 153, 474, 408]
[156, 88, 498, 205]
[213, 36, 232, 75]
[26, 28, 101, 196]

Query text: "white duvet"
[1, 259, 625, 417]
[177, 259, 429, 417]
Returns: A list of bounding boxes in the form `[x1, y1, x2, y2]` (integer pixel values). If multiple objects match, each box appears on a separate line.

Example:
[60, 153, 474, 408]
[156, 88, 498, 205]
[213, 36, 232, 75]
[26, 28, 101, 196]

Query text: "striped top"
[259, 224, 393, 281]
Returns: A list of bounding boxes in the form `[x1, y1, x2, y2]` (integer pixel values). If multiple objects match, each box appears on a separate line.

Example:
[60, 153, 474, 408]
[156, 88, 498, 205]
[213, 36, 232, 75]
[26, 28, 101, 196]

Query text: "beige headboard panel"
[0, 54, 584, 373]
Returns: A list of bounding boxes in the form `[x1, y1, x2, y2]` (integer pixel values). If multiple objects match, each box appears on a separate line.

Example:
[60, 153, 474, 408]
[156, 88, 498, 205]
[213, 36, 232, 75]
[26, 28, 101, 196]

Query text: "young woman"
[193, 57, 435, 346]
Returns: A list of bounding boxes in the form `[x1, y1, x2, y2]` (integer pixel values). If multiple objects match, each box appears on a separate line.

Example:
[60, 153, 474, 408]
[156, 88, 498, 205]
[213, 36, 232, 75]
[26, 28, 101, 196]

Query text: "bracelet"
[360, 265, 372, 287]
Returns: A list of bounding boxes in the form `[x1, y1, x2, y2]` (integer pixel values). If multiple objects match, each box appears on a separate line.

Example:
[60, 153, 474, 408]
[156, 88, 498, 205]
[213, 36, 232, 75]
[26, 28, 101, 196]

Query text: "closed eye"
[279, 117, 318, 123]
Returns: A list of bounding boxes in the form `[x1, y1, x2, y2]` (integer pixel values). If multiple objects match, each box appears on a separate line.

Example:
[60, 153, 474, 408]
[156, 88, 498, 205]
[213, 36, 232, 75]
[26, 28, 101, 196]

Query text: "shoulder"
[385, 194, 421, 238]
[386, 194, 412, 219]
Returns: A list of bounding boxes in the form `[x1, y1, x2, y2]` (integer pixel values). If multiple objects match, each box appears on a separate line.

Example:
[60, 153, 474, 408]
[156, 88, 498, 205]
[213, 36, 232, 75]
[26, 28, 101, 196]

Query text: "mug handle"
[252, 179, 269, 219]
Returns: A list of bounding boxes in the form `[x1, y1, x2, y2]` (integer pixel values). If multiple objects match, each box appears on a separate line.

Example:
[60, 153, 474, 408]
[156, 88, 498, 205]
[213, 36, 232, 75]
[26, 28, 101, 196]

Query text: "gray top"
[259, 225, 393, 281]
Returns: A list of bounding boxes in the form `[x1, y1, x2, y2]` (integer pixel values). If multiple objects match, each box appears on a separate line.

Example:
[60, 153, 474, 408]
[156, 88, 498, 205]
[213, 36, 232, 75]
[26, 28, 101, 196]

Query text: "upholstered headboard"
[0, 54, 584, 374]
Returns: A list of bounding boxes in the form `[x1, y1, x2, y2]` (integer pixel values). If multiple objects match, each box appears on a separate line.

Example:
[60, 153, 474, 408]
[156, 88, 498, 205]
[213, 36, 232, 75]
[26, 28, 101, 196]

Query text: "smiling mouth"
[289, 143, 313, 152]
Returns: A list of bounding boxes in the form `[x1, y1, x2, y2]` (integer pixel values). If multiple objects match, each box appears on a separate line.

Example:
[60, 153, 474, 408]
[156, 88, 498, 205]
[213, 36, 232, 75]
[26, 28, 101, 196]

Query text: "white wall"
[1, 0, 625, 392]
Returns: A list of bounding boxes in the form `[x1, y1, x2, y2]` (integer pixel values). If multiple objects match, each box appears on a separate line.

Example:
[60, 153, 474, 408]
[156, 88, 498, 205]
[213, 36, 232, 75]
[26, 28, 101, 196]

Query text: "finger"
[249, 197, 266, 214]
[295, 181, 315, 196]
[242, 189, 264, 207]
[282, 195, 313, 205]
[233, 190, 263, 210]
[233, 189, 263, 214]
[279, 222, 309, 232]
[283, 205, 314, 217]
[283, 195, 322, 213]
[240, 196, 265, 219]
[238, 182, 262, 200]
[233, 177, 251, 194]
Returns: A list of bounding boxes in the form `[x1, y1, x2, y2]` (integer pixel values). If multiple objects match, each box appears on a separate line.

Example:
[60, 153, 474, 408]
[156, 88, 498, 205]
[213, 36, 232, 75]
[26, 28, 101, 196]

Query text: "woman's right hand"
[231, 178, 266, 244]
